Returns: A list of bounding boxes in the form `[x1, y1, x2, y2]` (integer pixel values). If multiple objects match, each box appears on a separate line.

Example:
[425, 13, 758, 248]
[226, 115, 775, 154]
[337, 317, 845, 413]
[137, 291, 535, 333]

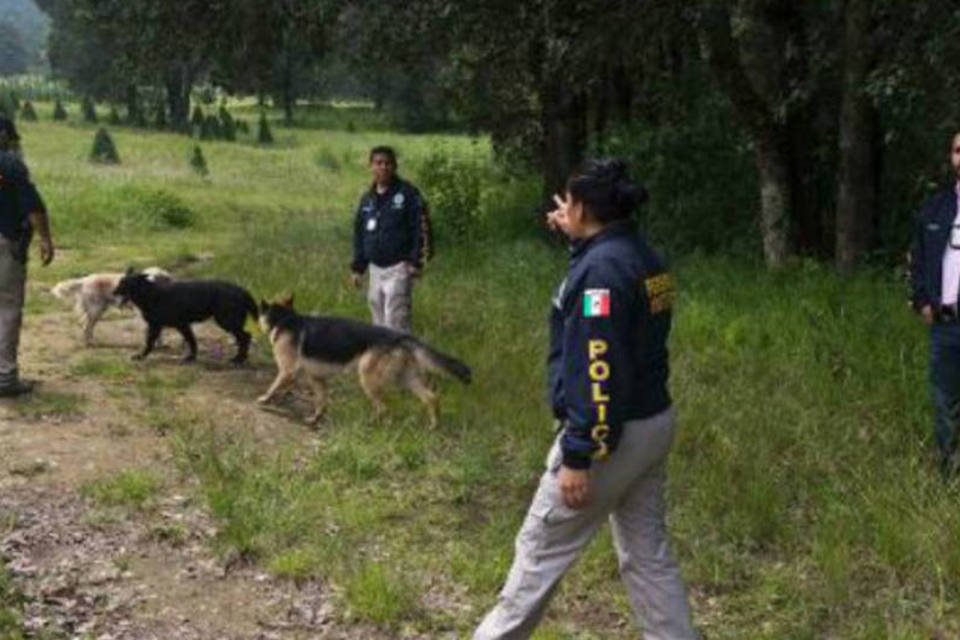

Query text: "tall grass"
[16, 108, 959, 638]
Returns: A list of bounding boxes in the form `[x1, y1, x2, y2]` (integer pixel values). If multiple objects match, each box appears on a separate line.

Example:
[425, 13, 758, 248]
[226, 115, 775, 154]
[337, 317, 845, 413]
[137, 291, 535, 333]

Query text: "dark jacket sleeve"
[909, 207, 932, 312]
[20, 182, 45, 215]
[559, 268, 628, 470]
[406, 187, 424, 268]
[351, 198, 368, 274]
[547, 304, 565, 419]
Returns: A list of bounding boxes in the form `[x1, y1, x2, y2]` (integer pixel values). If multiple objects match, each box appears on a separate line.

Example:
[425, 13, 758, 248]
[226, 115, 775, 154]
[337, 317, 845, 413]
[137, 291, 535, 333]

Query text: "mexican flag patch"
[583, 289, 611, 318]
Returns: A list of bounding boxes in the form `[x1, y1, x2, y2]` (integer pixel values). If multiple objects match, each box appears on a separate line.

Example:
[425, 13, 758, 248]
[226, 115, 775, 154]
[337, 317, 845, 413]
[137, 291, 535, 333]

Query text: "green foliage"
[89, 127, 119, 164]
[197, 115, 214, 140]
[0, 92, 15, 120]
[18, 100, 36, 122]
[81, 95, 97, 123]
[82, 470, 161, 510]
[0, 568, 25, 639]
[189, 145, 208, 177]
[415, 146, 483, 243]
[257, 111, 273, 144]
[344, 562, 418, 628]
[52, 98, 67, 121]
[129, 187, 196, 229]
[0, 75, 67, 102]
[153, 102, 167, 130]
[235, 118, 249, 135]
[218, 104, 236, 141]
[107, 105, 121, 125]
[190, 105, 205, 129]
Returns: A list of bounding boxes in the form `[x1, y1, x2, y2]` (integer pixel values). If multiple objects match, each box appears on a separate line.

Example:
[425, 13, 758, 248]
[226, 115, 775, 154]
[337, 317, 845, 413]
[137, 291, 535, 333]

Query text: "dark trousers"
[930, 322, 960, 473]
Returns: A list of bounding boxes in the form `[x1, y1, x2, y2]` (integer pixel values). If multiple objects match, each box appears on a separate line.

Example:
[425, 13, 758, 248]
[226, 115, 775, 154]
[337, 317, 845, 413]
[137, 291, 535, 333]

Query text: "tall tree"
[0, 21, 30, 76]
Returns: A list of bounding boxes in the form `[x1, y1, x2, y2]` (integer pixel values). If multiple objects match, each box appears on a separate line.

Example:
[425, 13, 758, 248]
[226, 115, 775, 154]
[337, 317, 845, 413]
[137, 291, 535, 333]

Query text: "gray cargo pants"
[368, 262, 413, 332]
[474, 407, 697, 640]
[0, 238, 26, 388]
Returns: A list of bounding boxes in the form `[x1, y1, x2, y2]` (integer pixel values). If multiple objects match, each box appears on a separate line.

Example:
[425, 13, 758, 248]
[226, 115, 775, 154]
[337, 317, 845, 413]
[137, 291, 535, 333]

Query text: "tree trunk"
[164, 69, 191, 133]
[835, 0, 877, 272]
[541, 88, 588, 200]
[755, 130, 793, 268]
[281, 50, 295, 125]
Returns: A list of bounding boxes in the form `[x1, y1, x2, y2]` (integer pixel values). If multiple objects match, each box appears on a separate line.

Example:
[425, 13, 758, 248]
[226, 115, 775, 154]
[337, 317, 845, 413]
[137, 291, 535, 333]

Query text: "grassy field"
[6, 101, 958, 638]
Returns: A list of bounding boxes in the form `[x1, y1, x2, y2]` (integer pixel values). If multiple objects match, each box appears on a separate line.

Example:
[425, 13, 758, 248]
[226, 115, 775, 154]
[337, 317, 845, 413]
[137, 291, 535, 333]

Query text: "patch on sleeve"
[582, 289, 611, 318]
[644, 273, 675, 313]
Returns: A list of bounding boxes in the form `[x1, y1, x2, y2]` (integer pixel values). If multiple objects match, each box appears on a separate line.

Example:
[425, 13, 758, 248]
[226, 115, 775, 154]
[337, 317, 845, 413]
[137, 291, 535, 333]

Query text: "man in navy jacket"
[350, 146, 427, 332]
[909, 132, 960, 477]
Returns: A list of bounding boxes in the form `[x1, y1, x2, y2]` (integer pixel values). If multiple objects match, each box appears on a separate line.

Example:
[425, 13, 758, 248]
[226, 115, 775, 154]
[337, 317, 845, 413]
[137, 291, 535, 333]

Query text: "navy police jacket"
[351, 178, 425, 273]
[548, 220, 674, 469]
[909, 185, 958, 311]
[0, 152, 44, 242]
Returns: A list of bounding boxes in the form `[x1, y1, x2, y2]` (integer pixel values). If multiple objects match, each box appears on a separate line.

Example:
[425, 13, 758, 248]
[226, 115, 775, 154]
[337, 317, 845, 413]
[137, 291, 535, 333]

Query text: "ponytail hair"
[566, 158, 647, 223]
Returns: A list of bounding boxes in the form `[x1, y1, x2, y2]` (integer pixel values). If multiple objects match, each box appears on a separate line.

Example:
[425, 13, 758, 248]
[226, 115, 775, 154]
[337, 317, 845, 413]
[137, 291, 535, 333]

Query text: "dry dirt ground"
[0, 299, 400, 640]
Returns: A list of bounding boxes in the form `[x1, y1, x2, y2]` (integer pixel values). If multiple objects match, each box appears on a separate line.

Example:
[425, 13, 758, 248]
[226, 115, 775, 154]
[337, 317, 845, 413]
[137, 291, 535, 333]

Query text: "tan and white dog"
[51, 267, 172, 346]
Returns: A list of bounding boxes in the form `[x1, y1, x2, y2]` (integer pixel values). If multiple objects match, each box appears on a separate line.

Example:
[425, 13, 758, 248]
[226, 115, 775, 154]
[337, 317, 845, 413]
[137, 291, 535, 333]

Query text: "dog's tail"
[51, 278, 85, 301]
[408, 339, 472, 384]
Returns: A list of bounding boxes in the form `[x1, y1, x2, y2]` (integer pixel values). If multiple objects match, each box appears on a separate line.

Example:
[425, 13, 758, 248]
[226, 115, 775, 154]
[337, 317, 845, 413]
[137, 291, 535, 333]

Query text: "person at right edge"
[909, 131, 960, 479]
[473, 158, 697, 639]
[0, 116, 55, 397]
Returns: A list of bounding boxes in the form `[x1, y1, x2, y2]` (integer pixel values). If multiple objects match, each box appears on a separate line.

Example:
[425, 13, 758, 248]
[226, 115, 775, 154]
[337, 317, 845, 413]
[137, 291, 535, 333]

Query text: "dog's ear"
[279, 293, 294, 308]
[259, 299, 268, 312]
[125, 266, 135, 277]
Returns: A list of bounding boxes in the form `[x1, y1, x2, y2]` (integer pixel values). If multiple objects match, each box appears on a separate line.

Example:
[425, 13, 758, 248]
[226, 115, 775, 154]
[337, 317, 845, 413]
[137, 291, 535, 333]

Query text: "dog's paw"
[256, 394, 272, 405]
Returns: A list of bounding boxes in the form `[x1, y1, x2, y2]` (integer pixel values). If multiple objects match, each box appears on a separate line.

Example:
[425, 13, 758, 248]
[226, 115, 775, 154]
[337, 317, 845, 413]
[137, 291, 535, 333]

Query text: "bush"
[53, 98, 67, 121]
[107, 106, 121, 125]
[90, 128, 119, 164]
[81, 96, 97, 123]
[153, 102, 167, 130]
[218, 105, 236, 141]
[19, 101, 36, 122]
[416, 146, 483, 242]
[190, 105, 205, 129]
[201, 115, 221, 141]
[0, 92, 16, 120]
[190, 145, 208, 177]
[257, 112, 273, 145]
[133, 188, 196, 229]
[236, 119, 250, 135]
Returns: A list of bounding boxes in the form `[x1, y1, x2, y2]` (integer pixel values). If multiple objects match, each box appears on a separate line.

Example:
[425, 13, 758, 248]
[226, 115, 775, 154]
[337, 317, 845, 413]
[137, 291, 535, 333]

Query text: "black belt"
[938, 304, 960, 323]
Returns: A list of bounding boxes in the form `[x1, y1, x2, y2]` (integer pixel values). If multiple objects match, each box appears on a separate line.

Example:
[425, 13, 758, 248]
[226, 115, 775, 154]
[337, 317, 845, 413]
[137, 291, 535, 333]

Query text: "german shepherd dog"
[52, 267, 172, 346]
[114, 269, 258, 363]
[257, 296, 471, 426]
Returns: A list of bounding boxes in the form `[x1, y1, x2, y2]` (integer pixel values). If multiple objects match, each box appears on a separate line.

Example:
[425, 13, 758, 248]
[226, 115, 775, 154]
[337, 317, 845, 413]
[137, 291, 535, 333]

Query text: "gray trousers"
[0, 238, 25, 387]
[474, 407, 697, 640]
[368, 262, 413, 332]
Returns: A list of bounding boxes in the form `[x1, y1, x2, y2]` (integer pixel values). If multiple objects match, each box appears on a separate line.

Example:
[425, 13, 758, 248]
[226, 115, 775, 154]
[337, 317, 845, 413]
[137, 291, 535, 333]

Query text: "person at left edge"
[0, 116, 55, 397]
[349, 146, 427, 333]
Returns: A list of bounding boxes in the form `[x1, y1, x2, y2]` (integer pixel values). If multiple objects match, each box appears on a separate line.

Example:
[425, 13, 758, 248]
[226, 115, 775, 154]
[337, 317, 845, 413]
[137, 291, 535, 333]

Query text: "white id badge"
[366, 218, 378, 232]
[951, 224, 960, 248]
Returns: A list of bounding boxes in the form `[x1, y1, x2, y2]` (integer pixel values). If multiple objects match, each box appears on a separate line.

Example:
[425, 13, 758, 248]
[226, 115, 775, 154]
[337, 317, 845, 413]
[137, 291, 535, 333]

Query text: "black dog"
[114, 269, 258, 364]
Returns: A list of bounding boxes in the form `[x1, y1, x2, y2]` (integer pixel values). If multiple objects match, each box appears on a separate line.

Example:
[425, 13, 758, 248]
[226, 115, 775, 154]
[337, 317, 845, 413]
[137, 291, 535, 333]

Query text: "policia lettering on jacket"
[548, 224, 675, 469]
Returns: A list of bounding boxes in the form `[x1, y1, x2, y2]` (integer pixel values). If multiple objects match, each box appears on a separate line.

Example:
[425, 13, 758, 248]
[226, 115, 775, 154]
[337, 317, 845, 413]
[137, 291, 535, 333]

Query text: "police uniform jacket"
[910, 185, 959, 311]
[351, 178, 425, 274]
[548, 220, 674, 469]
[0, 152, 44, 243]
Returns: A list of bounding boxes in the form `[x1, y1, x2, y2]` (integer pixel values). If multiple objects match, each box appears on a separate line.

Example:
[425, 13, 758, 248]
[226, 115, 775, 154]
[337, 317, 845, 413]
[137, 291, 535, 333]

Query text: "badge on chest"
[366, 218, 378, 232]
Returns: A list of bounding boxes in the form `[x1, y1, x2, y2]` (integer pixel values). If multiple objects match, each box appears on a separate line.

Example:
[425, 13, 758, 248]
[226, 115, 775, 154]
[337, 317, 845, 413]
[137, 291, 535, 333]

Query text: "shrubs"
[218, 105, 236, 141]
[136, 188, 196, 228]
[53, 99, 67, 121]
[153, 102, 167, 130]
[257, 112, 273, 144]
[189, 145, 208, 177]
[190, 105, 205, 130]
[0, 92, 15, 120]
[90, 128, 119, 164]
[19, 101, 36, 122]
[82, 96, 97, 123]
[107, 106, 122, 125]
[416, 147, 483, 242]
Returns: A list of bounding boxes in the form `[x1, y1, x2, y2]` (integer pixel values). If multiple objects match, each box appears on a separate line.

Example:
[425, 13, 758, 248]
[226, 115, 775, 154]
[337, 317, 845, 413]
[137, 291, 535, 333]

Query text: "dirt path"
[0, 307, 394, 639]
